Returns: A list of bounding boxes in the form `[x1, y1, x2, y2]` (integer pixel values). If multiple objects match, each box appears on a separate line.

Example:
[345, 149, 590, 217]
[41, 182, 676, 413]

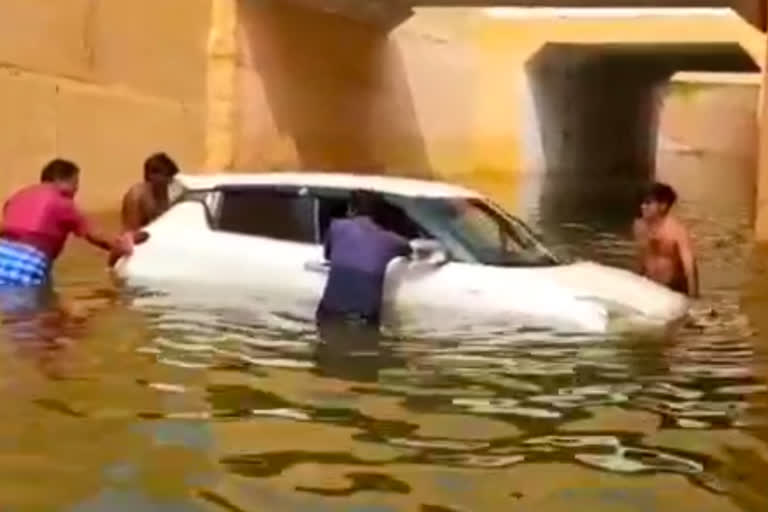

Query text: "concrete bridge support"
[757, 42, 768, 241]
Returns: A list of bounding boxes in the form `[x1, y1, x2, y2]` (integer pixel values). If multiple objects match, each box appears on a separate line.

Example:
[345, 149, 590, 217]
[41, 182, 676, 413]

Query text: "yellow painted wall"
[0, 0, 211, 212]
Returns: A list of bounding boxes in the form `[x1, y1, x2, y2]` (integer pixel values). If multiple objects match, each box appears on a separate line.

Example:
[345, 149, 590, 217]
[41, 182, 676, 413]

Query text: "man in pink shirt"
[0, 159, 130, 288]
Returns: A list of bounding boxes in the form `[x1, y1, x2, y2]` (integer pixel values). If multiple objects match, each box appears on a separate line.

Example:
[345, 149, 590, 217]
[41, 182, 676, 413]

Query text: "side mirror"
[410, 239, 449, 265]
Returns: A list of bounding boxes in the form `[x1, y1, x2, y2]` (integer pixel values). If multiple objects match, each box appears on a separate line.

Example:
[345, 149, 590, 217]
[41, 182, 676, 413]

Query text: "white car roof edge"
[174, 172, 482, 199]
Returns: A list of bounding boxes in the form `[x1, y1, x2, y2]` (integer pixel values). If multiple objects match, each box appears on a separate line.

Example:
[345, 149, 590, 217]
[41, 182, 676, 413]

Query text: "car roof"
[176, 172, 482, 199]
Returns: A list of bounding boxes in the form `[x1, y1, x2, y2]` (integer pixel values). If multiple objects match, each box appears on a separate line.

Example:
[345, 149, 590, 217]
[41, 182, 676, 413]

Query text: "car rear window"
[216, 187, 316, 244]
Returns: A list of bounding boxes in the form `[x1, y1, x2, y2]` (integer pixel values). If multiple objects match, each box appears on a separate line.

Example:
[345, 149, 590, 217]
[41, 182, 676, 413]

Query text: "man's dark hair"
[40, 159, 79, 183]
[349, 190, 380, 217]
[144, 152, 179, 180]
[644, 182, 677, 207]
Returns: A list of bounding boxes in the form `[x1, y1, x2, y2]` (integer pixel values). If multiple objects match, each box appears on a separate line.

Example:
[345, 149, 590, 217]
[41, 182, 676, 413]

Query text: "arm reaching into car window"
[409, 239, 448, 265]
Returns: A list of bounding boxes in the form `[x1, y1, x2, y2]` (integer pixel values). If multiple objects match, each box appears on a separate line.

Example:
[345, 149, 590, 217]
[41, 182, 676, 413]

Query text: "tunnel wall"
[525, 47, 667, 177]
[525, 47, 672, 227]
[659, 80, 759, 159]
[0, 0, 211, 211]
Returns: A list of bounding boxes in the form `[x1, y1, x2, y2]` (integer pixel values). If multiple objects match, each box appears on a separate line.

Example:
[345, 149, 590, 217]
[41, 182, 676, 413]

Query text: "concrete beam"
[281, 0, 414, 28]
[406, 0, 766, 31]
[568, 43, 761, 72]
[282, 0, 766, 32]
[731, 0, 766, 30]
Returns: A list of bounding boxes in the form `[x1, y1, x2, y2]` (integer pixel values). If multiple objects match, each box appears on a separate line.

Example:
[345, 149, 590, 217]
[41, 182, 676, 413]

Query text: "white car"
[113, 172, 689, 335]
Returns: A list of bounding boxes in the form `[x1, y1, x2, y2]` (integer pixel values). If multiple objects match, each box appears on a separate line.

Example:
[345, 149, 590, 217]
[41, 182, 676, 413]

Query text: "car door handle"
[304, 260, 330, 274]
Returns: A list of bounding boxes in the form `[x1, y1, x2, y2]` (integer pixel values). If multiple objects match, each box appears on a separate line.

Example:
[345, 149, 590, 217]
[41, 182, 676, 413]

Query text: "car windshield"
[383, 195, 560, 267]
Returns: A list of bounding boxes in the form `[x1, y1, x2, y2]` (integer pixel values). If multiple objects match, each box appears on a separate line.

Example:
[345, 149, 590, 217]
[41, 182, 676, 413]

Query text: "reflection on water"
[0, 153, 767, 511]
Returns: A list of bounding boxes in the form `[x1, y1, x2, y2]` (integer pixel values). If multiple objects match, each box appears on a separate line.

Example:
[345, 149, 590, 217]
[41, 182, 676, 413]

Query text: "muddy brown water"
[1, 152, 767, 511]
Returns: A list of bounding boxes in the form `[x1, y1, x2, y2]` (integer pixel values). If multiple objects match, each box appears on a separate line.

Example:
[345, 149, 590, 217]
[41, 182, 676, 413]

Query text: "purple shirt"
[318, 216, 411, 320]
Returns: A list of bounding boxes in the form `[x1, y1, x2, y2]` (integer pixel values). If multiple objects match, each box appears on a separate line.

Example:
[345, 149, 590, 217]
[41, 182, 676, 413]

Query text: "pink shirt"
[1, 184, 89, 260]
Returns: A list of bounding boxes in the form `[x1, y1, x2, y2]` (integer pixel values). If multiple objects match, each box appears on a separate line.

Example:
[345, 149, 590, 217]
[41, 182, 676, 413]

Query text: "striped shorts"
[0, 239, 50, 286]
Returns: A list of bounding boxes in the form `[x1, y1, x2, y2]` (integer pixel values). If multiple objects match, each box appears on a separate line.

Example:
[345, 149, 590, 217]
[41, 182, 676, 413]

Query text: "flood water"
[2, 152, 768, 511]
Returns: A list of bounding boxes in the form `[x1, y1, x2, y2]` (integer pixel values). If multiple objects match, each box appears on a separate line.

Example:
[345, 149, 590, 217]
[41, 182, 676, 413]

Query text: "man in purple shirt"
[316, 190, 413, 335]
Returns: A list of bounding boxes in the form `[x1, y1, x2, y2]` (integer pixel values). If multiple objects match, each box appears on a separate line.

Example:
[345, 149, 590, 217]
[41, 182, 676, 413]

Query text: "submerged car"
[113, 172, 689, 335]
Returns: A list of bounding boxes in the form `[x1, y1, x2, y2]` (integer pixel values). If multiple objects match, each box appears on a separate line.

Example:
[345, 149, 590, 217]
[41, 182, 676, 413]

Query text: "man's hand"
[108, 231, 149, 267]
[409, 239, 448, 265]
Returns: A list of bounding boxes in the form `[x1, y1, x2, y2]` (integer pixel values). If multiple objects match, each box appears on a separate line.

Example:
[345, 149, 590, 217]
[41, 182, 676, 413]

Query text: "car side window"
[216, 187, 317, 243]
[314, 190, 426, 242]
[316, 194, 349, 242]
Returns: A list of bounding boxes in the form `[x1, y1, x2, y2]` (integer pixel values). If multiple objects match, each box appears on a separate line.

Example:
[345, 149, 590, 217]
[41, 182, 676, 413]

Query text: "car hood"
[542, 261, 690, 324]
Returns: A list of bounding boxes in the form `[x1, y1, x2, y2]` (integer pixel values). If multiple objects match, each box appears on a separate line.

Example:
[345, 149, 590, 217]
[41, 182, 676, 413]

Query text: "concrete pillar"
[756, 32, 768, 241]
[283, 0, 412, 28]
[205, 0, 238, 171]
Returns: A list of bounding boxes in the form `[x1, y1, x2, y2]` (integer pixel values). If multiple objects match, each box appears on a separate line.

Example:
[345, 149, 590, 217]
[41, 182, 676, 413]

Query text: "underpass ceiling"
[283, 0, 765, 30]
[529, 42, 761, 73]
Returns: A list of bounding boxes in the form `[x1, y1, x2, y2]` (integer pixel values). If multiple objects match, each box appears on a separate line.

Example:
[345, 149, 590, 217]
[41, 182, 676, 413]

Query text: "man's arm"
[677, 225, 699, 298]
[65, 202, 124, 254]
[84, 229, 114, 252]
[75, 216, 115, 252]
[121, 186, 145, 232]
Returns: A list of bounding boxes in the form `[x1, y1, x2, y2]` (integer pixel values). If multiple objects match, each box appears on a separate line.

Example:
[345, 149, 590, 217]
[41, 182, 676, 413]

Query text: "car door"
[380, 249, 528, 335]
[205, 185, 327, 320]
[305, 190, 505, 333]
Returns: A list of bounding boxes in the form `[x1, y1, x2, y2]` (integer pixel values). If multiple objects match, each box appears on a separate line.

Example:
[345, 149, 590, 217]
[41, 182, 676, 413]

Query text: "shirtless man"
[120, 153, 179, 231]
[633, 182, 699, 298]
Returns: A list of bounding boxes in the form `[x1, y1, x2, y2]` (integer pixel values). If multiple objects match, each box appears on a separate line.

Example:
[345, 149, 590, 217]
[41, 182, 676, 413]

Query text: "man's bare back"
[121, 182, 168, 231]
[120, 153, 178, 231]
[633, 183, 699, 298]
